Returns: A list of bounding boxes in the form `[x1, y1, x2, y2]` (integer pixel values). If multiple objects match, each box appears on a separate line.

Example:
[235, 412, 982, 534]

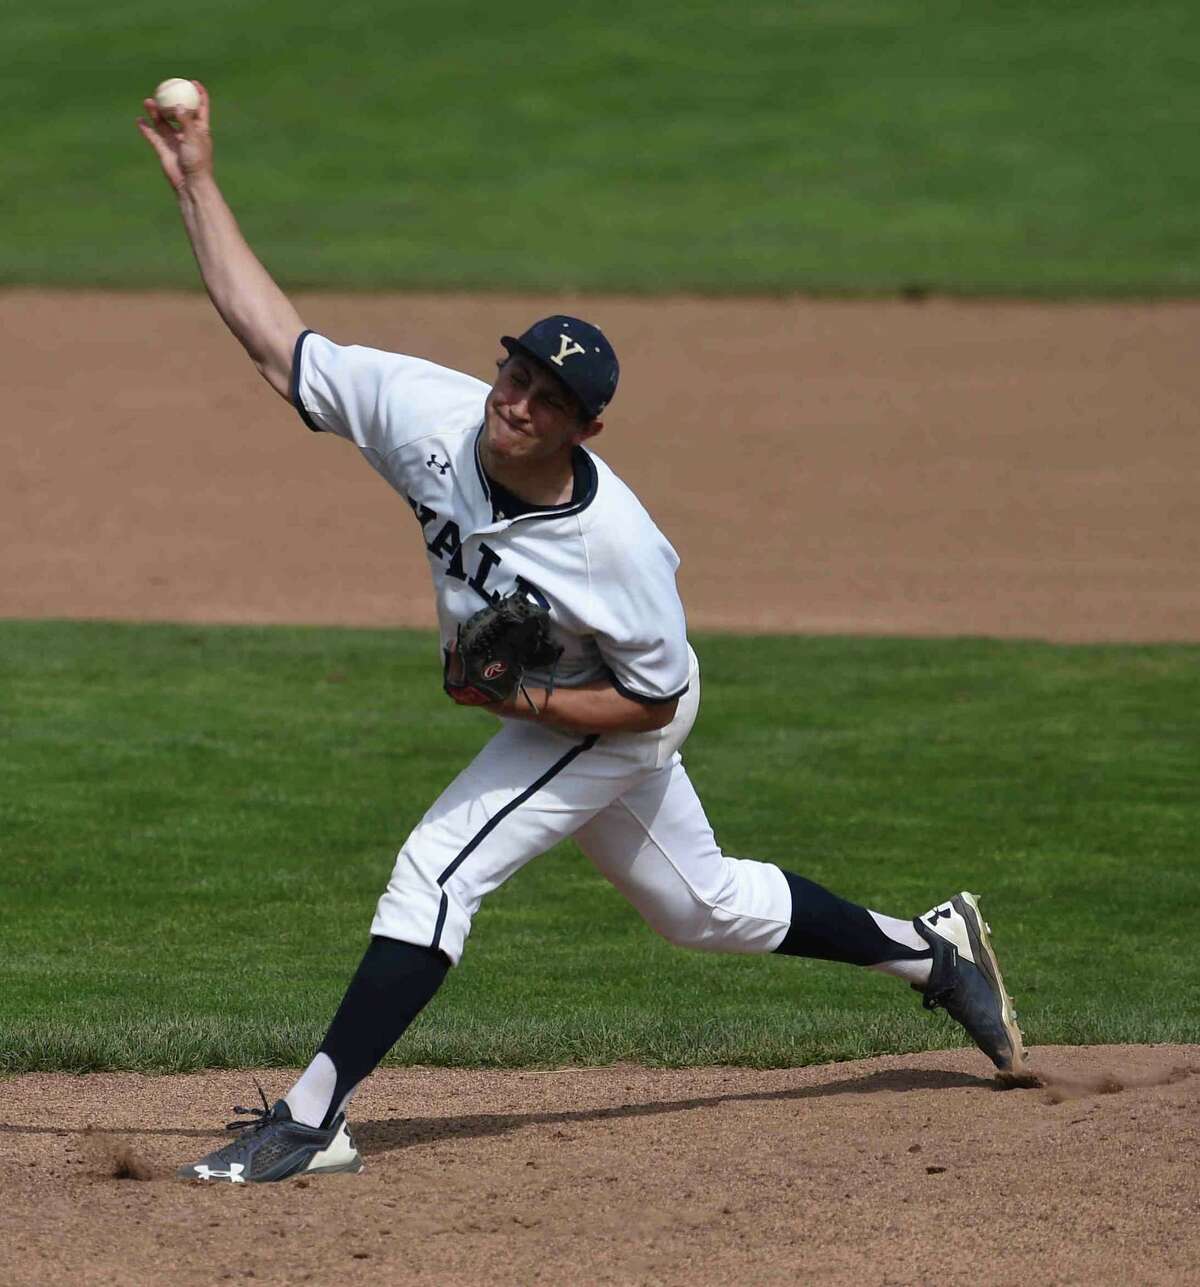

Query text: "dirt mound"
[2, 1045, 1196, 1285]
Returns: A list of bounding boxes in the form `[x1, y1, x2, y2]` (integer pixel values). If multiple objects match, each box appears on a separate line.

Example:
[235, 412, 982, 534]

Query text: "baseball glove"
[443, 588, 563, 710]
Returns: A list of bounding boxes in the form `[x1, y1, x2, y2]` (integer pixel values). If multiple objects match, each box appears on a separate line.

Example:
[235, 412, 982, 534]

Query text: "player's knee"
[644, 867, 773, 953]
[371, 852, 467, 964]
[647, 899, 724, 951]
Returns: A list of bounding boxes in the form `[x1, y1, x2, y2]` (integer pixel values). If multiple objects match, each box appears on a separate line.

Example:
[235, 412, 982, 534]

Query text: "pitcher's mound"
[2, 1044, 1196, 1284]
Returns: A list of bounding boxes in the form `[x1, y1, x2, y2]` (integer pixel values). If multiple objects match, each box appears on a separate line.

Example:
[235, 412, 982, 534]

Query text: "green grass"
[3, 1, 1199, 293]
[1, 620, 1196, 1073]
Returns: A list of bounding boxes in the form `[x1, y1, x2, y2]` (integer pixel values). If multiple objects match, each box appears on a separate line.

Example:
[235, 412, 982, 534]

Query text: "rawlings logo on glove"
[443, 588, 563, 711]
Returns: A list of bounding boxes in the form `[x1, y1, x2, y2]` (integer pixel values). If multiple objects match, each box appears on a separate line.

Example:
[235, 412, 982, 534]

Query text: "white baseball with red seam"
[154, 78, 200, 117]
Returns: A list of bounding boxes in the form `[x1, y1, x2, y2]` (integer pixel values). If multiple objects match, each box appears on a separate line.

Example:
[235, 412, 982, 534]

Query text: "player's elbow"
[253, 339, 302, 402]
[255, 353, 294, 402]
[249, 322, 305, 403]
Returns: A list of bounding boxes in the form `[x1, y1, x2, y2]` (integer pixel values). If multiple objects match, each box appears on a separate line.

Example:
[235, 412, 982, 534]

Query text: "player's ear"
[574, 418, 603, 444]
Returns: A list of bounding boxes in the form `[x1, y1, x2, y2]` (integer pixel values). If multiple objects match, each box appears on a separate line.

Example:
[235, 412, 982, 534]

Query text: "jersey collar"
[472, 426, 598, 524]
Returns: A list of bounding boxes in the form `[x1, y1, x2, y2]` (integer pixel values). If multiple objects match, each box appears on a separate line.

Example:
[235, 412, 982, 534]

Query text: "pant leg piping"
[430, 891, 450, 952]
[429, 733, 599, 949]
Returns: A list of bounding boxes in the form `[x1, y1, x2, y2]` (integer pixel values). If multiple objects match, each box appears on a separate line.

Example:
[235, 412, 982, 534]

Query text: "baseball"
[154, 78, 200, 118]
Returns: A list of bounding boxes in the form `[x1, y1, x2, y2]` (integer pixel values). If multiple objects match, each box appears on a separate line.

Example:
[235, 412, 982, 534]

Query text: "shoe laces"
[224, 1080, 275, 1132]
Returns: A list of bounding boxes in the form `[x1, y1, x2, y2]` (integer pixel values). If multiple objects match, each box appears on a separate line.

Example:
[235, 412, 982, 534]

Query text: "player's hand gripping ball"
[444, 589, 563, 707]
[154, 78, 200, 121]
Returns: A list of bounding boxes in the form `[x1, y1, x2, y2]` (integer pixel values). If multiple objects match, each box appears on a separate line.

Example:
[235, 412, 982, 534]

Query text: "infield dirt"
[2, 1047, 1197, 1285]
[2, 292, 1197, 1284]
[3, 291, 1199, 640]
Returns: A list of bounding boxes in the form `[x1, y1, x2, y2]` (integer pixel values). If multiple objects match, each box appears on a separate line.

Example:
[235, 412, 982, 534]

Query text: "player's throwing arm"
[137, 79, 303, 398]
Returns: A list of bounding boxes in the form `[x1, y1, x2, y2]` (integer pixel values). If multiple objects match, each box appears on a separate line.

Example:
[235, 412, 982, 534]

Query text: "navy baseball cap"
[500, 315, 619, 418]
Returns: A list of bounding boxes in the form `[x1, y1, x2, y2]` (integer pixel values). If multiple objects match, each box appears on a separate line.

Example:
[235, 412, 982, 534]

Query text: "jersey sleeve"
[586, 528, 691, 705]
[290, 330, 489, 461]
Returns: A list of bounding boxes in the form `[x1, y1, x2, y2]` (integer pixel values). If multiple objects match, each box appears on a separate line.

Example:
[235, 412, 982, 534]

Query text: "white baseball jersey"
[292, 331, 691, 706]
[290, 330, 791, 965]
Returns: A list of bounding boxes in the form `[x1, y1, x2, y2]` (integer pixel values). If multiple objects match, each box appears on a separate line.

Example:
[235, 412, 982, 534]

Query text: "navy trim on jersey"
[430, 733, 599, 952]
[485, 448, 592, 522]
[472, 425, 491, 500]
[471, 429, 599, 522]
[291, 330, 322, 433]
[609, 672, 690, 707]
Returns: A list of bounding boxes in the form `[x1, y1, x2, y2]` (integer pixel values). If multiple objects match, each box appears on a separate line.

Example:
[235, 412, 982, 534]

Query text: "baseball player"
[138, 85, 1028, 1185]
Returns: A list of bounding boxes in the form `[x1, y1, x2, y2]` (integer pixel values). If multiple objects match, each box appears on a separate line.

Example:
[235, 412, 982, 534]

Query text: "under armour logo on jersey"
[926, 906, 954, 925]
[550, 333, 586, 367]
[426, 454, 451, 475]
[194, 1163, 246, 1183]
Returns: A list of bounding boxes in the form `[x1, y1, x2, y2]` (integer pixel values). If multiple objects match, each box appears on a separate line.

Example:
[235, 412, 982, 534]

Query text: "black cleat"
[178, 1087, 363, 1183]
[914, 891, 1031, 1081]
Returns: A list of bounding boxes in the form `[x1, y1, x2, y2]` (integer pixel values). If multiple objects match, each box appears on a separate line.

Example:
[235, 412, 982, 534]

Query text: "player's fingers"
[136, 116, 169, 153]
[173, 104, 198, 138]
[136, 118, 180, 175]
[194, 80, 211, 125]
[177, 99, 207, 133]
[152, 114, 181, 147]
[141, 99, 177, 143]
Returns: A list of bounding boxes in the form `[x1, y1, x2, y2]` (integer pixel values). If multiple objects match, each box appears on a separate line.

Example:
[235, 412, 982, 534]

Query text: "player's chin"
[485, 413, 531, 455]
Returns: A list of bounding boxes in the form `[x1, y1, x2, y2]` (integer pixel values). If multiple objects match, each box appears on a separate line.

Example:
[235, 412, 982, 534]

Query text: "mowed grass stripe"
[3, 1, 1199, 292]
[1, 620, 1196, 1073]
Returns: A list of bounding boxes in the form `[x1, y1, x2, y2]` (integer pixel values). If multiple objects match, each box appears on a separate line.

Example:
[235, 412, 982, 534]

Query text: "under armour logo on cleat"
[426, 454, 451, 475]
[194, 1163, 247, 1183]
[926, 907, 954, 925]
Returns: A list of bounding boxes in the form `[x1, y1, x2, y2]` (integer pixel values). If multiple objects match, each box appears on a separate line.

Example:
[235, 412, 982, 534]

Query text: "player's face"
[484, 356, 600, 465]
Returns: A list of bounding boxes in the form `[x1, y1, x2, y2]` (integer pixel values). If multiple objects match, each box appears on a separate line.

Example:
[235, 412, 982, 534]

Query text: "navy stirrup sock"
[316, 936, 449, 1128]
[773, 871, 927, 966]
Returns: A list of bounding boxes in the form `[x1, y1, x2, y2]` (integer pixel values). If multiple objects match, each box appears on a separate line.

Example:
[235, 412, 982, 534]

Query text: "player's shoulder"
[579, 451, 678, 562]
[579, 450, 644, 519]
[300, 332, 490, 426]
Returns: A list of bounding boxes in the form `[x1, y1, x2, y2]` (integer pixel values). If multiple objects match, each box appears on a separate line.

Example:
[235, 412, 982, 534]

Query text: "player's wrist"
[487, 688, 547, 720]
[178, 168, 219, 203]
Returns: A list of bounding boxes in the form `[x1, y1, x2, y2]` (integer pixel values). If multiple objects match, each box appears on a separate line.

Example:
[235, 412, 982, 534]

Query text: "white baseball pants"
[371, 662, 792, 965]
